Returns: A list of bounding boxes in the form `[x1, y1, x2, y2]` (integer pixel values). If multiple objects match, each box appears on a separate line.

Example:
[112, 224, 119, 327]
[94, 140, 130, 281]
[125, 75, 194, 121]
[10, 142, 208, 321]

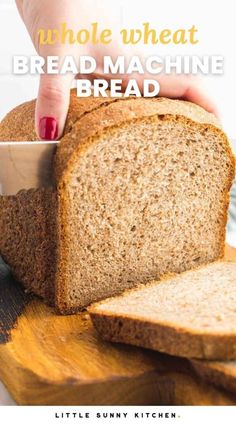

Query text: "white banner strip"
[1, 406, 236, 424]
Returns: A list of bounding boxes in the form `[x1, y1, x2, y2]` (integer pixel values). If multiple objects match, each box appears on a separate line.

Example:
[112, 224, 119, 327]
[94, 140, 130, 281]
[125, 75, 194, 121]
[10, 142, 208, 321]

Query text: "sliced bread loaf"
[0, 91, 234, 313]
[90, 262, 236, 360]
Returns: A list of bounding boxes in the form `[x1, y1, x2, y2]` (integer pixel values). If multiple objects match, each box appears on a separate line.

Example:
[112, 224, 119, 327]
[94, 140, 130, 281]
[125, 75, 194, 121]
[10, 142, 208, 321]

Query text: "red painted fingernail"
[39, 117, 58, 140]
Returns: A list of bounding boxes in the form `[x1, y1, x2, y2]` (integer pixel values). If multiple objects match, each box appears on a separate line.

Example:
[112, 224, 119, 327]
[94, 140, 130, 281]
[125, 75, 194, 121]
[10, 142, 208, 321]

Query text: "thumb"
[35, 73, 74, 140]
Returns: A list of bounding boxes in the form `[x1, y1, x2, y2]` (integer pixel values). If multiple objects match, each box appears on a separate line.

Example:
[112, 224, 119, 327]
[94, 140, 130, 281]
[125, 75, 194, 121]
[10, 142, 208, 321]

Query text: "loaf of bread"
[89, 261, 236, 360]
[192, 359, 236, 394]
[0, 91, 234, 313]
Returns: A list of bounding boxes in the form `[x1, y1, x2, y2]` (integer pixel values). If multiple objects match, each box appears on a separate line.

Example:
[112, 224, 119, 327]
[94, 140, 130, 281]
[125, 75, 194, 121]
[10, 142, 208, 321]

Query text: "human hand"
[16, 0, 218, 140]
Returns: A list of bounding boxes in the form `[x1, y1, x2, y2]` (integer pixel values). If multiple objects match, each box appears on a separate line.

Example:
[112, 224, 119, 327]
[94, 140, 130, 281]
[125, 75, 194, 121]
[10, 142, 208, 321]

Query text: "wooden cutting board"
[0, 245, 236, 406]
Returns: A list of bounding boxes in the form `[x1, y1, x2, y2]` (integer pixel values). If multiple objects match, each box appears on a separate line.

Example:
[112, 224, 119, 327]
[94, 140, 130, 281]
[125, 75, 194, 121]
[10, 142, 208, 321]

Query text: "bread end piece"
[0, 188, 57, 302]
[191, 359, 236, 394]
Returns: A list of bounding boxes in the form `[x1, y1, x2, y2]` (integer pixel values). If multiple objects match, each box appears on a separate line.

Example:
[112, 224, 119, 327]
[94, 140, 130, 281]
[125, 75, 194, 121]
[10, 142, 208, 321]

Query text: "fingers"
[149, 73, 218, 117]
[15, 0, 23, 19]
[120, 72, 218, 117]
[37, 70, 216, 140]
[35, 73, 74, 140]
[16, 0, 78, 140]
[182, 83, 219, 117]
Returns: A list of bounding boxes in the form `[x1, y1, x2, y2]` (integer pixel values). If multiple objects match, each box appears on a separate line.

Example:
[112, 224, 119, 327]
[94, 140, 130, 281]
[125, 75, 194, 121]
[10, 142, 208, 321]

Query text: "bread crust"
[191, 359, 236, 394]
[0, 188, 57, 302]
[0, 90, 132, 142]
[90, 308, 236, 360]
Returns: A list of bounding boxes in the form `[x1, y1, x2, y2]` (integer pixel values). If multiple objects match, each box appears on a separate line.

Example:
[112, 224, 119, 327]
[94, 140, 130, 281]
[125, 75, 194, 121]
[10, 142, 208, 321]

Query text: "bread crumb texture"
[90, 262, 236, 360]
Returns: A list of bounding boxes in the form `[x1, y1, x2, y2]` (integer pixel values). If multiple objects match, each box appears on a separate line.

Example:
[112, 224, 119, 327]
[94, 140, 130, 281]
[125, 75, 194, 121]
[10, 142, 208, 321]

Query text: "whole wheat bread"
[0, 91, 234, 313]
[191, 359, 236, 394]
[89, 262, 236, 360]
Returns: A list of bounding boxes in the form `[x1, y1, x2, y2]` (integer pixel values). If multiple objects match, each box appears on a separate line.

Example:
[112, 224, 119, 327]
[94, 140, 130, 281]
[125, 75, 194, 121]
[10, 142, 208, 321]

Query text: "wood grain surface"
[0, 246, 235, 405]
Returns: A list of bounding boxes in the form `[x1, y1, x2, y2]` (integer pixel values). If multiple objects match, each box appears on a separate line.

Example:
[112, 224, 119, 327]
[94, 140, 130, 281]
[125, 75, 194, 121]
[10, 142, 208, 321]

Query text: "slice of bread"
[192, 359, 236, 394]
[90, 262, 236, 360]
[0, 91, 235, 313]
[164, 371, 236, 405]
